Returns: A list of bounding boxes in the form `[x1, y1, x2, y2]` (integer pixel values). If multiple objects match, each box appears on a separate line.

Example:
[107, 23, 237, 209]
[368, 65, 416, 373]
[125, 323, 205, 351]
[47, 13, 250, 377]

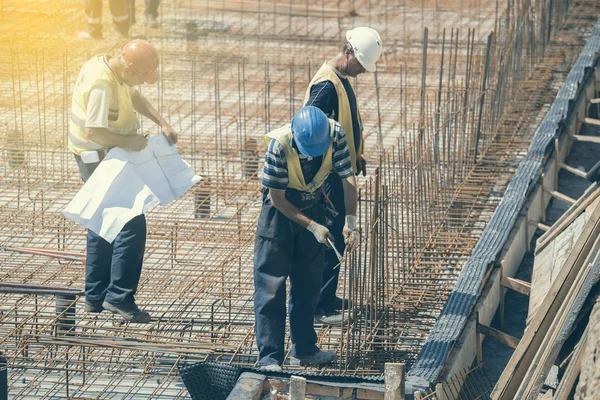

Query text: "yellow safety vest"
[303, 62, 364, 174]
[264, 120, 335, 193]
[68, 55, 139, 155]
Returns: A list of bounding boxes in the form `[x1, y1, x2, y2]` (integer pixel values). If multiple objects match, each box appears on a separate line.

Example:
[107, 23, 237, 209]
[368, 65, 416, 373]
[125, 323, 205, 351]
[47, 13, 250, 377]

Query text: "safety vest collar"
[303, 62, 364, 174]
[102, 55, 124, 85]
[264, 120, 335, 193]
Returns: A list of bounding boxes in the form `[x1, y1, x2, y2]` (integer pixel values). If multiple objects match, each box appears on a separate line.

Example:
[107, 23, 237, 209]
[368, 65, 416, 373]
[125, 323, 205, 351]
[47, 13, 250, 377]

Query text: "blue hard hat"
[291, 106, 331, 157]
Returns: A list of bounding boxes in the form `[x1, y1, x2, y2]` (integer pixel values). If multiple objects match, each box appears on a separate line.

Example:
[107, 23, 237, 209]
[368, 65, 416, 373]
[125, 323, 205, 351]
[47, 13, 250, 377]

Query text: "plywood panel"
[529, 196, 600, 322]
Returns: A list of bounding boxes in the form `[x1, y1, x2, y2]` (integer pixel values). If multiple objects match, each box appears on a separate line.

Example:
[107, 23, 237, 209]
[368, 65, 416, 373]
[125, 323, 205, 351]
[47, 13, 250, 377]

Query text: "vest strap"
[69, 110, 85, 128]
[304, 63, 363, 174]
[70, 110, 137, 135]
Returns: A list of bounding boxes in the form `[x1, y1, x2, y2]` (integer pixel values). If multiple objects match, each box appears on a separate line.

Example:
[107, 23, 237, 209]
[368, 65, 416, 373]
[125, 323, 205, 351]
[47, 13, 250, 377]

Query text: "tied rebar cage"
[0, 0, 598, 397]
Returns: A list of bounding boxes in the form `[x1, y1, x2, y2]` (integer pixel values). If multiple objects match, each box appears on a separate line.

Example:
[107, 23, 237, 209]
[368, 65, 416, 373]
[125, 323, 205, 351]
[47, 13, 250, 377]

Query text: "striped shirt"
[262, 121, 354, 190]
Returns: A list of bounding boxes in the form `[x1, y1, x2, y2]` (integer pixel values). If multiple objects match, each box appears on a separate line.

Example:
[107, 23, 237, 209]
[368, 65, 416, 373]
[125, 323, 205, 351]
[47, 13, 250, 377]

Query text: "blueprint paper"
[64, 135, 202, 243]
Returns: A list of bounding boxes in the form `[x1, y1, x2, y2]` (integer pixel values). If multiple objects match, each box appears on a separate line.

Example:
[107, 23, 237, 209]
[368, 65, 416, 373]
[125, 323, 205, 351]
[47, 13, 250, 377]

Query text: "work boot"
[146, 14, 159, 28]
[258, 363, 283, 372]
[102, 301, 151, 323]
[331, 296, 352, 310]
[290, 350, 337, 367]
[314, 311, 351, 326]
[115, 24, 130, 38]
[84, 299, 104, 313]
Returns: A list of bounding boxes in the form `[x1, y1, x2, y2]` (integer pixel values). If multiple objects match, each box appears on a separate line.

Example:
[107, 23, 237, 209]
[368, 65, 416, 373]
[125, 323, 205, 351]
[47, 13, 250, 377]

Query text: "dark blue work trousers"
[253, 201, 326, 366]
[128, 0, 161, 22]
[75, 154, 146, 305]
[317, 173, 346, 312]
[85, 0, 130, 37]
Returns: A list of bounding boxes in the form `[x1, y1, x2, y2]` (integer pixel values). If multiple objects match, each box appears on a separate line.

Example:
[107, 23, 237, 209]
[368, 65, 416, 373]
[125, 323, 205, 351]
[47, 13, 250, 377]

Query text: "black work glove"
[356, 154, 367, 177]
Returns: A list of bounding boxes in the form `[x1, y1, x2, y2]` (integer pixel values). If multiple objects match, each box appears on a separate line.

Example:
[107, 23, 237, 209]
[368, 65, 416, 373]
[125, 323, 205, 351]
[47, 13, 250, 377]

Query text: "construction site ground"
[1, 0, 600, 398]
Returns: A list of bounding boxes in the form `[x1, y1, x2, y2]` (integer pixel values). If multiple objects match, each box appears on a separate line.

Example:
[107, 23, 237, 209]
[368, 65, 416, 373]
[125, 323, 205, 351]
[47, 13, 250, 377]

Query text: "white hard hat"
[345, 27, 382, 72]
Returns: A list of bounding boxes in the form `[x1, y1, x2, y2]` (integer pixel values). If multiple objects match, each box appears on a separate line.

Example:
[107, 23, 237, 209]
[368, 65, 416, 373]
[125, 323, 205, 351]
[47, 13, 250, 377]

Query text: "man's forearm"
[132, 90, 167, 128]
[270, 196, 313, 228]
[342, 177, 358, 216]
[85, 127, 133, 149]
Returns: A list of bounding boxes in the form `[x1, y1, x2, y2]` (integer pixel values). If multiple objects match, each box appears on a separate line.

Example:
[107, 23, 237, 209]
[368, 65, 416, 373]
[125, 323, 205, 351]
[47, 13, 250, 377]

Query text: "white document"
[64, 135, 202, 243]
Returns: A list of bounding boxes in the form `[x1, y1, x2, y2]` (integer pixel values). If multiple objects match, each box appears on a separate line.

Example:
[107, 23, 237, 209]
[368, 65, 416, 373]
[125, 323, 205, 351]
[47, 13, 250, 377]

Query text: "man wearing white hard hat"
[303, 27, 382, 325]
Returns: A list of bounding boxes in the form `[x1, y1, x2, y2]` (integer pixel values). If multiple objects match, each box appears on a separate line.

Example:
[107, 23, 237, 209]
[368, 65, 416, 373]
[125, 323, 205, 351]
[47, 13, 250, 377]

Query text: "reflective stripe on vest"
[264, 120, 335, 193]
[68, 112, 103, 150]
[69, 55, 139, 155]
[303, 62, 363, 174]
[69, 110, 137, 136]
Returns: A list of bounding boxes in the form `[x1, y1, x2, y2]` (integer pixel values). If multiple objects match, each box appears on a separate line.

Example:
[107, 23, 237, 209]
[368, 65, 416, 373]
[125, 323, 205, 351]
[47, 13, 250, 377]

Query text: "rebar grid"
[0, 0, 598, 398]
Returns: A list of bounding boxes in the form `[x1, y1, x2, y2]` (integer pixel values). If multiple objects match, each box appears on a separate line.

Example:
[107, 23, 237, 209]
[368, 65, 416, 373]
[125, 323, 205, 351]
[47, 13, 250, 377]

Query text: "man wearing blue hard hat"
[253, 106, 360, 371]
[303, 27, 383, 325]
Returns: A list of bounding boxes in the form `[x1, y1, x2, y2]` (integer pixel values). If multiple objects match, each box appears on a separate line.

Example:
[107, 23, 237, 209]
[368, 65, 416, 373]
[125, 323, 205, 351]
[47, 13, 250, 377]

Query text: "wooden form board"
[529, 208, 586, 319]
[529, 193, 600, 322]
[535, 183, 600, 255]
[516, 235, 600, 398]
[227, 372, 268, 400]
[554, 326, 589, 399]
[264, 377, 385, 400]
[492, 201, 600, 399]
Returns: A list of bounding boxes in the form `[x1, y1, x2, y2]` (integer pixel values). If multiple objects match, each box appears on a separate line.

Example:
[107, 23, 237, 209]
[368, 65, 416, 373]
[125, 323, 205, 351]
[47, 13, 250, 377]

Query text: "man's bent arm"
[84, 127, 136, 149]
[269, 189, 313, 229]
[130, 88, 168, 127]
[341, 175, 358, 217]
[131, 88, 178, 145]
